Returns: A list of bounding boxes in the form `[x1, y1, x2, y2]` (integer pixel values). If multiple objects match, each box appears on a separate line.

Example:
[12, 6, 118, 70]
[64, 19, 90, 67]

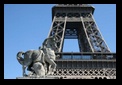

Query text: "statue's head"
[50, 35, 58, 41]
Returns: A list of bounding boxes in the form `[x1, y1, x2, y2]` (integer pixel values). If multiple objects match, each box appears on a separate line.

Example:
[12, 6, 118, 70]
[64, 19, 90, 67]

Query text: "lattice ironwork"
[49, 4, 110, 53]
[48, 52, 116, 79]
[46, 4, 116, 79]
[52, 68, 116, 79]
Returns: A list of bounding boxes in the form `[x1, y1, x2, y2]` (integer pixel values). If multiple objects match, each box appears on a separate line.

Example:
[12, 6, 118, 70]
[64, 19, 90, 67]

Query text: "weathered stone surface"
[16, 36, 58, 77]
[16, 76, 60, 79]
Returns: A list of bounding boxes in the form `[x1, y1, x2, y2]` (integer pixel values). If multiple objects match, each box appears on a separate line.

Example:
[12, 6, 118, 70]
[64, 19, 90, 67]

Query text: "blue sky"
[4, 4, 116, 79]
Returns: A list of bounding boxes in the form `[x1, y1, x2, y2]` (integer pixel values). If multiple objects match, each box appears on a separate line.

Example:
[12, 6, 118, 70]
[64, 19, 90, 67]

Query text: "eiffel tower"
[46, 4, 116, 79]
[16, 4, 116, 79]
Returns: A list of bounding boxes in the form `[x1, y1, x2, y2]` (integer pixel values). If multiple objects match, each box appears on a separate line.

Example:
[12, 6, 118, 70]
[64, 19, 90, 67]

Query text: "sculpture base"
[16, 76, 60, 79]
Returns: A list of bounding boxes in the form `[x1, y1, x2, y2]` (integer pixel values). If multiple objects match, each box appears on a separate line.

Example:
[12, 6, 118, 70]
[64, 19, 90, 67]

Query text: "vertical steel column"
[81, 16, 94, 52]
[48, 12, 67, 52]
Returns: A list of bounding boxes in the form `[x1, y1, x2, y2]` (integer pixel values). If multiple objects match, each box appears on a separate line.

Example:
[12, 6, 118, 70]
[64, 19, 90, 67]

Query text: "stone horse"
[16, 49, 46, 77]
[16, 36, 58, 77]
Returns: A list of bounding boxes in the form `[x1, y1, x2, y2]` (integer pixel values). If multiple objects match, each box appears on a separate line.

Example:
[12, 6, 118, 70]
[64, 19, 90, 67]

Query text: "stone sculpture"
[16, 36, 58, 78]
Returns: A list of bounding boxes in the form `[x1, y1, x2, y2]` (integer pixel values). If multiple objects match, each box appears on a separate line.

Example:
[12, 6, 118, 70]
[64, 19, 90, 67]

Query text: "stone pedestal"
[16, 76, 60, 79]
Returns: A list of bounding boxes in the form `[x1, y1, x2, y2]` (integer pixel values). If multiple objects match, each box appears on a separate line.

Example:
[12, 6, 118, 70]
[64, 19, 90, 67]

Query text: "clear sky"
[4, 4, 116, 79]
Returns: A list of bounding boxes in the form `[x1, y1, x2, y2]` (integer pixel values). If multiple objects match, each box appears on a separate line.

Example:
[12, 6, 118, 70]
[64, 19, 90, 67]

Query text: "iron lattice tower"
[47, 4, 116, 79]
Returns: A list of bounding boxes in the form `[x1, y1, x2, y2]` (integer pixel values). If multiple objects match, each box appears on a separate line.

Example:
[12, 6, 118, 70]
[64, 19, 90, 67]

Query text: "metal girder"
[49, 11, 111, 53]
[46, 4, 116, 79]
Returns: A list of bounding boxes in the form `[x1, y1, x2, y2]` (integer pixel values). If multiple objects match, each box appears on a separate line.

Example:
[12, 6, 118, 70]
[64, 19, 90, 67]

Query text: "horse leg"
[49, 59, 57, 75]
[22, 65, 27, 77]
[50, 59, 56, 71]
[45, 57, 57, 75]
[43, 61, 49, 75]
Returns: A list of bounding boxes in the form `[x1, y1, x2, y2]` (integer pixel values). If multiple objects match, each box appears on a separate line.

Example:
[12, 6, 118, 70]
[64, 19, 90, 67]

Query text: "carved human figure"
[42, 36, 58, 75]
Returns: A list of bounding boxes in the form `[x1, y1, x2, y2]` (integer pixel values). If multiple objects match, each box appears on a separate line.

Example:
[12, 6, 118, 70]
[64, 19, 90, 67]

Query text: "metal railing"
[55, 52, 116, 60]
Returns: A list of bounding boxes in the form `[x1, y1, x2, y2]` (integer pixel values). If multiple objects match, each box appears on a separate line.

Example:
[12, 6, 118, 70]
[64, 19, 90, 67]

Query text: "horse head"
[17, 51, 24, 65]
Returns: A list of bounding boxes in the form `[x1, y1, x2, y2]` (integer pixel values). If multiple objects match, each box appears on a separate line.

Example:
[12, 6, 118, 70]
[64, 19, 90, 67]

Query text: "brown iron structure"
[47, 4, 116, 79]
